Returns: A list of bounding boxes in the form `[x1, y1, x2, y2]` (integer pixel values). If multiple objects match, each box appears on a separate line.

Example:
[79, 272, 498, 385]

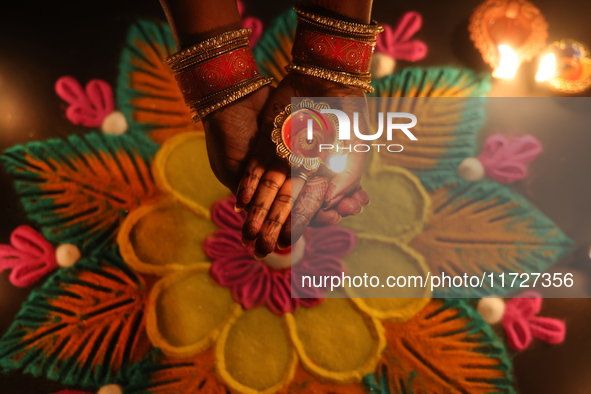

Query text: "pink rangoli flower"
[55, 76, 114, 127]
[479, 134, 542, 184]
[376, 11, 427, 62]
[0, 225, 57, 287]
[502, 291, 566, 351]
[204, 197, 354, 315]
[237, 0, 263, 47]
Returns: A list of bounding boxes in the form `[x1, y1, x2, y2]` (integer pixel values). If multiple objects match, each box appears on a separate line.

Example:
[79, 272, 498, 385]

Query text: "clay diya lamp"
[469, 0, 548, 78]
[536, 39, 591, 94]
[271, 98, 344, 177]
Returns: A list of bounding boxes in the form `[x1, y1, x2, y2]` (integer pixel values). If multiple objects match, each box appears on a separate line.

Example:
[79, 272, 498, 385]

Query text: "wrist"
[166, 30, 272, 122]
[160, 0, 242, 49]
[176, 21, 243, 49]
[287, 3, 382, 93]
[302, 0, 372, 24]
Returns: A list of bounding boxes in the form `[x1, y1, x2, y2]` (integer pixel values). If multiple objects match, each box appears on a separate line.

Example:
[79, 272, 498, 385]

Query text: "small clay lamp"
[271, 98, 344, 176]
[536, 39, 591, 94]
[469, 0, 548, 78]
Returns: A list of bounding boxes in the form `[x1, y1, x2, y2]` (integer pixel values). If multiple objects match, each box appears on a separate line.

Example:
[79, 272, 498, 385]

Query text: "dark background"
[1, 0, 591, 392]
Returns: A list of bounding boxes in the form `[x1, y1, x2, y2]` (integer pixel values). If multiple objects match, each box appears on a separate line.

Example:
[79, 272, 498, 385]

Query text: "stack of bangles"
[287, 2, 384, 93]
[166, 3, 383, 122]
[165, 28, 272, 122]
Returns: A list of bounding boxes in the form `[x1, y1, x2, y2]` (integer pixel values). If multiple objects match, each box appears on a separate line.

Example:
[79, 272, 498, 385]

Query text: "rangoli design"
[0, 7, 572, 394]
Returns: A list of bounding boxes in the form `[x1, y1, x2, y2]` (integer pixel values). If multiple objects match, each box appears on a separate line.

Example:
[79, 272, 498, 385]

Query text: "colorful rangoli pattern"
[0, 8, 573, 394]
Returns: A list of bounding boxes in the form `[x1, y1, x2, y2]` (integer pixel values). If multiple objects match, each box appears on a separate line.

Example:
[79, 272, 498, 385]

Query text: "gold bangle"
[188, 75, 273, 122]
[295, 19, 378, 43]
[285, 63, 374, 93]
[164, 29, 251, 67]
[291, 59, 373, 82]
[293, 3, 383, 38]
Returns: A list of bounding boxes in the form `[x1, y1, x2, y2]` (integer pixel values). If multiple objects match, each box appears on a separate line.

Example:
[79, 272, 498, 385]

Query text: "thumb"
[323, 150, 367, 209]
[322, 170, 358, 210]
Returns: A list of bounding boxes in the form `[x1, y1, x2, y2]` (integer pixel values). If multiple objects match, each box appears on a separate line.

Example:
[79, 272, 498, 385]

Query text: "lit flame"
[493, 45, 520, 79]
[327, 154, 348, 173]
[535, 53, 557, 82]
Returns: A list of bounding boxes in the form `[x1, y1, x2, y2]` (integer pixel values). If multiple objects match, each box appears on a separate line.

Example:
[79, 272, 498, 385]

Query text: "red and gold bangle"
[291, 26, 376, 74]
[166, 29, 272, 122]
[288, 3, 383, 93]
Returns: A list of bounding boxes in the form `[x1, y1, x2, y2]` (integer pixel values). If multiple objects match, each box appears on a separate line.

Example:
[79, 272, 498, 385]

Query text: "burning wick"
[493, 45, 520, 79]
[535, 53, 557, 82]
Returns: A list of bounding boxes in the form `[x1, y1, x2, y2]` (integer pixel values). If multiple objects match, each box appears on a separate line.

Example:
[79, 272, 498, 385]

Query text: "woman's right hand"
[235, 73, 371, 259]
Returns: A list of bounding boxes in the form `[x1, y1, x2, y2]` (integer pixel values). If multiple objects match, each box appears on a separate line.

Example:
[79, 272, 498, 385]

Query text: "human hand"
[235, 73, 371, 259]
[201, 86, 273, 194]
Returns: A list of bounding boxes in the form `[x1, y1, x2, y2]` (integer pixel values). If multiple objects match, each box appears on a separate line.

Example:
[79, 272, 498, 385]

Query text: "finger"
[289, 174, 308, 203]
[277, 213, 292, 250]
[336, 197, 363, 217]
[253, 178, 295, 259]
[330, 188, 369, 216]
[309, 209, 342, 227]
[275, 174, 307, 249]
[309, 188, 367, 227]
[323, 148, 368, 210]
[234, 136, 276, 212]
[241, 160, 288, 245]
[234, 156, 265, 212]
[323, 167, 362, 210]
[309, 196, 362, 227]
[279, 176, 329, 248]
[276, 176, 317, 248]
[350, 187, 370, 206]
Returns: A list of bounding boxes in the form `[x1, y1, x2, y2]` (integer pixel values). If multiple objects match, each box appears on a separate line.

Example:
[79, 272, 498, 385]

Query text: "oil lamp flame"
[493, 45, 520, 79]
[535, 53, 557, 82]
[327, 154, 348, 173]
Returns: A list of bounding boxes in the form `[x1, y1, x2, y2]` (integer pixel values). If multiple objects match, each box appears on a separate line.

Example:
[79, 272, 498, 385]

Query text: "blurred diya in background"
[469, 0, 548, 79]
[536, 39, 591, 94]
